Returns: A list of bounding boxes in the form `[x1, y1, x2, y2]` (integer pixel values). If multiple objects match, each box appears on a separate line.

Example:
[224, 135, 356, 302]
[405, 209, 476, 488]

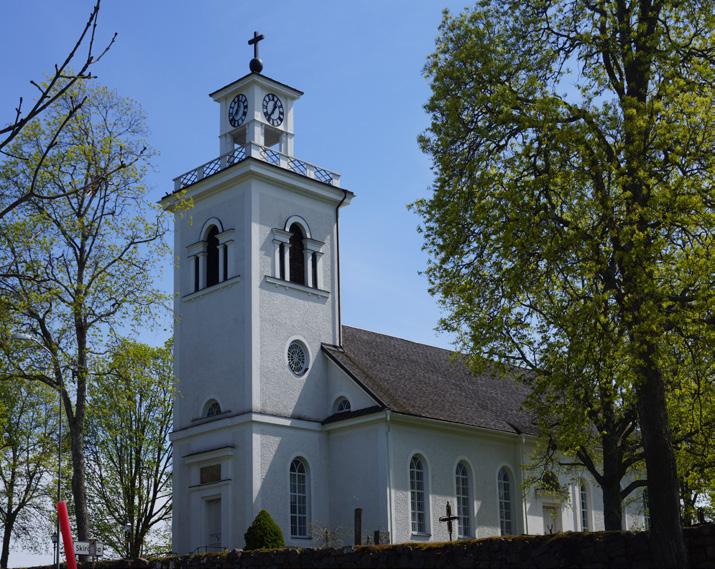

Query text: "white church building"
[160, 41, 647, 553]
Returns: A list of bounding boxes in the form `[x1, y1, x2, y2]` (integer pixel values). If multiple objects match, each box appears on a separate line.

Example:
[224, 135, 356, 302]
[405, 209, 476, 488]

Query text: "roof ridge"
[341, 324, 463, 357]
[341, 324, 532, 381]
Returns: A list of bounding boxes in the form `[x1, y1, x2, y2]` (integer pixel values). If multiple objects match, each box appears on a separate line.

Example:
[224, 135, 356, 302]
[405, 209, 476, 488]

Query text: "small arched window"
[580, 480, 590, 531]
[334, 397, 351, 413]
[204, 400, 222, 417]
[498, 467, 514, 536]
[455, 461, 473, 538]
[206, 226, 220, 287]
[410, 455, 427, 534]
[288, 223, 305, 285]
[289, 457, 310, 537]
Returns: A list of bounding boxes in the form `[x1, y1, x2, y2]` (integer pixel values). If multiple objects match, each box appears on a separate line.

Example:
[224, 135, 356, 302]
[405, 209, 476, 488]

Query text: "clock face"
[262, 93, 284, 127]
[228, 93, 248, 128]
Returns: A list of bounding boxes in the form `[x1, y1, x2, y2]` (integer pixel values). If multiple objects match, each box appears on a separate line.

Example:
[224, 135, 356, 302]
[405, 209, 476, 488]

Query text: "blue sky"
[2, 0, 469, 557]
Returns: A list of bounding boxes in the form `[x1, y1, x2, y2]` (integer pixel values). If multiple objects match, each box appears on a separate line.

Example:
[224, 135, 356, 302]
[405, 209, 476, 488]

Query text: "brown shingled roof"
[322, 326, 537, 436]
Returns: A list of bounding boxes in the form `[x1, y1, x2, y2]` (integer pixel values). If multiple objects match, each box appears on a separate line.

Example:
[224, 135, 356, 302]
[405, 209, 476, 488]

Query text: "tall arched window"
[288, 223, 305, 285]
[580, 481, 590, 531]
[206, 226, 220, 287]
[498, 467, 514, 536]
[455, 461, 473, 538]
[289, 457, 310, 537]
[410, 455, 427, 534]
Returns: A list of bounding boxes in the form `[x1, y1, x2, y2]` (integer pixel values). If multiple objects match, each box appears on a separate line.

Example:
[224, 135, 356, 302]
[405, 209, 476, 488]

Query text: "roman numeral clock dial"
[262, 93, 284, 126]
[228, 93, 248, 127]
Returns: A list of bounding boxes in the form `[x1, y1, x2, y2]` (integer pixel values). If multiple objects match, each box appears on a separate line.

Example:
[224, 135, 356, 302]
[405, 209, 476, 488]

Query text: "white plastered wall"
[172, 179, 252, 431]
[388, 418, 525, 542]
[325, 356, 379, 415]
[326, 419, 390, 544]
[171, 419, 253, 553]
[254, 421, 328, 547]
[254, 179, 341, 419]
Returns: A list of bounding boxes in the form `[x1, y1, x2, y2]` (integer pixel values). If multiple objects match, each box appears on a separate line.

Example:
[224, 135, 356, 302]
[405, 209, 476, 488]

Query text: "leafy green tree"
[0, 83, 166, 543]
[0, 379, 57, 568]
[244, 510, 285, 550]
[666, 335, 714, 525]
[86, 339, 173, 558]
[526, 370, 646, 531]
[415, 2, 712, 566]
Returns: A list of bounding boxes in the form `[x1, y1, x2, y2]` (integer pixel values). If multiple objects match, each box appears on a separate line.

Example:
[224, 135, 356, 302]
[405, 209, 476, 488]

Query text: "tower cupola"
[210, 32, 303, 157]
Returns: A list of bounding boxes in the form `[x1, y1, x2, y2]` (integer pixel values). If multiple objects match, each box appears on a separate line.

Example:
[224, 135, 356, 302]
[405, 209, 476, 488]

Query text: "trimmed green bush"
[244, 509, 285, 550]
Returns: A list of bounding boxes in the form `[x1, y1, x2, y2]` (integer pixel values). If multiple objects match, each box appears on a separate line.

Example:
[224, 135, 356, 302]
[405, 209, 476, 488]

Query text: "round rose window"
[287, 340, 309, 376]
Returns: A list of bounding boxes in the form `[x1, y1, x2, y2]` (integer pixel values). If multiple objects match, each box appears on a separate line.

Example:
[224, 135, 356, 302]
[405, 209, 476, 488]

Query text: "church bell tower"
[212, 32, 300, 156]
[161, 33, 353, 553]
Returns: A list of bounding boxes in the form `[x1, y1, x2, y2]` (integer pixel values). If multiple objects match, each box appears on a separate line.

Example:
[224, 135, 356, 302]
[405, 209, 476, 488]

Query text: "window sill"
[290, 536, 312, 540]
[188, 478, 232, 489]
[410, 532, 431, 538]
[182, 276, 240, 302]
[264, 275, 329, 298]
[191, 411, 232, 424]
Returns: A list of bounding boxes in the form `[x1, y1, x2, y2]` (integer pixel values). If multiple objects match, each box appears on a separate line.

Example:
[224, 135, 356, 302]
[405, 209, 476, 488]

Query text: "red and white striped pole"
[56, 501, 77, 569]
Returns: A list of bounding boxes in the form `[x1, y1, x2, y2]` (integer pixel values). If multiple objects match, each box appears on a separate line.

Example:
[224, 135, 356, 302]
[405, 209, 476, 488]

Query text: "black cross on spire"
[248, 31, 264, 73]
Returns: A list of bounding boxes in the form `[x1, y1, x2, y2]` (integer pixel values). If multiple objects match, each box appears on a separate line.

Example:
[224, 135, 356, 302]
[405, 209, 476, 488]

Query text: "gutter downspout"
[335, 189, 348, 347]
[385, 410, 394, 544]
[520, 434, 529, 534]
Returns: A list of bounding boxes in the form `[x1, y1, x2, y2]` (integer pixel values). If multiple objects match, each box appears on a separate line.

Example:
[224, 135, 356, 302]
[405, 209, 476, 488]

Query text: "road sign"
[73, 540, 104, 556]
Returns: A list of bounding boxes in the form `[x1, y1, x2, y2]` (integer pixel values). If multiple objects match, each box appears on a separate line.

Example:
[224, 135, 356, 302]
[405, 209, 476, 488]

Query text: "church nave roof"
[322, 326, 537, 436]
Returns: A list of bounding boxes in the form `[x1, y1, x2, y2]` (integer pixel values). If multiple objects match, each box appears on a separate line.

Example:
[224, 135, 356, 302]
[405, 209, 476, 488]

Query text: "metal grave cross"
[439, 500, 459, 542]
[248, 31, 264, 59]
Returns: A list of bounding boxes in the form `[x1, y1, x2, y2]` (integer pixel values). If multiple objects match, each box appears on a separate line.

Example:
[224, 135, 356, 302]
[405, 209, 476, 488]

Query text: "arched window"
[289, 457, 310, 537]
[642, 489, 650, 530]
[410, 455, 427, 534]
[288, 223, 305, 285]
[580, 480, 590, 531]
[455, 461, 472, 538]
[498, 467, 514, 536]
[206, 226, 220, 287]
[204, 400, 222, 417]
[334, 397, 351, 413]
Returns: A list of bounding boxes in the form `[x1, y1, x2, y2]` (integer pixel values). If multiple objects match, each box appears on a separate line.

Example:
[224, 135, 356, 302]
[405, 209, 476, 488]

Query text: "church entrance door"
[542, 504, 562, 534]
[206, 498, 222, 548]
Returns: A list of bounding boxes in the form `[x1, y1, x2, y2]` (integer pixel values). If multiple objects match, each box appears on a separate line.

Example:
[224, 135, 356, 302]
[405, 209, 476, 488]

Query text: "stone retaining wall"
[28, 523, 715, 569]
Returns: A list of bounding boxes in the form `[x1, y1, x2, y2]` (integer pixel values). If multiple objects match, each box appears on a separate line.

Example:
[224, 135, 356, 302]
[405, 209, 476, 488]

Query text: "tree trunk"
[1, 512, 15, 569]
[69, 418, 89, 542]
[600, 441, 624, 531]
[602, 485, 623, 531]
[635, 355, 687, 567]
[130, 535, 141, 559]
[615, 0, 690, 557]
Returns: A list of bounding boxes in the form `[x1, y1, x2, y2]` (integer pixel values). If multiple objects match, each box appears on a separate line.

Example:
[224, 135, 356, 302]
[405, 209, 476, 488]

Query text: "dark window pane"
[311, 253, 318, 288]
[200, 464, 221, 484]
[206, 401, 222, 417]
[206, 226, 220, 287]
[223, 243, 228, 281]
[194, 256, 199, 292]
[289, 223, 305, 285]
